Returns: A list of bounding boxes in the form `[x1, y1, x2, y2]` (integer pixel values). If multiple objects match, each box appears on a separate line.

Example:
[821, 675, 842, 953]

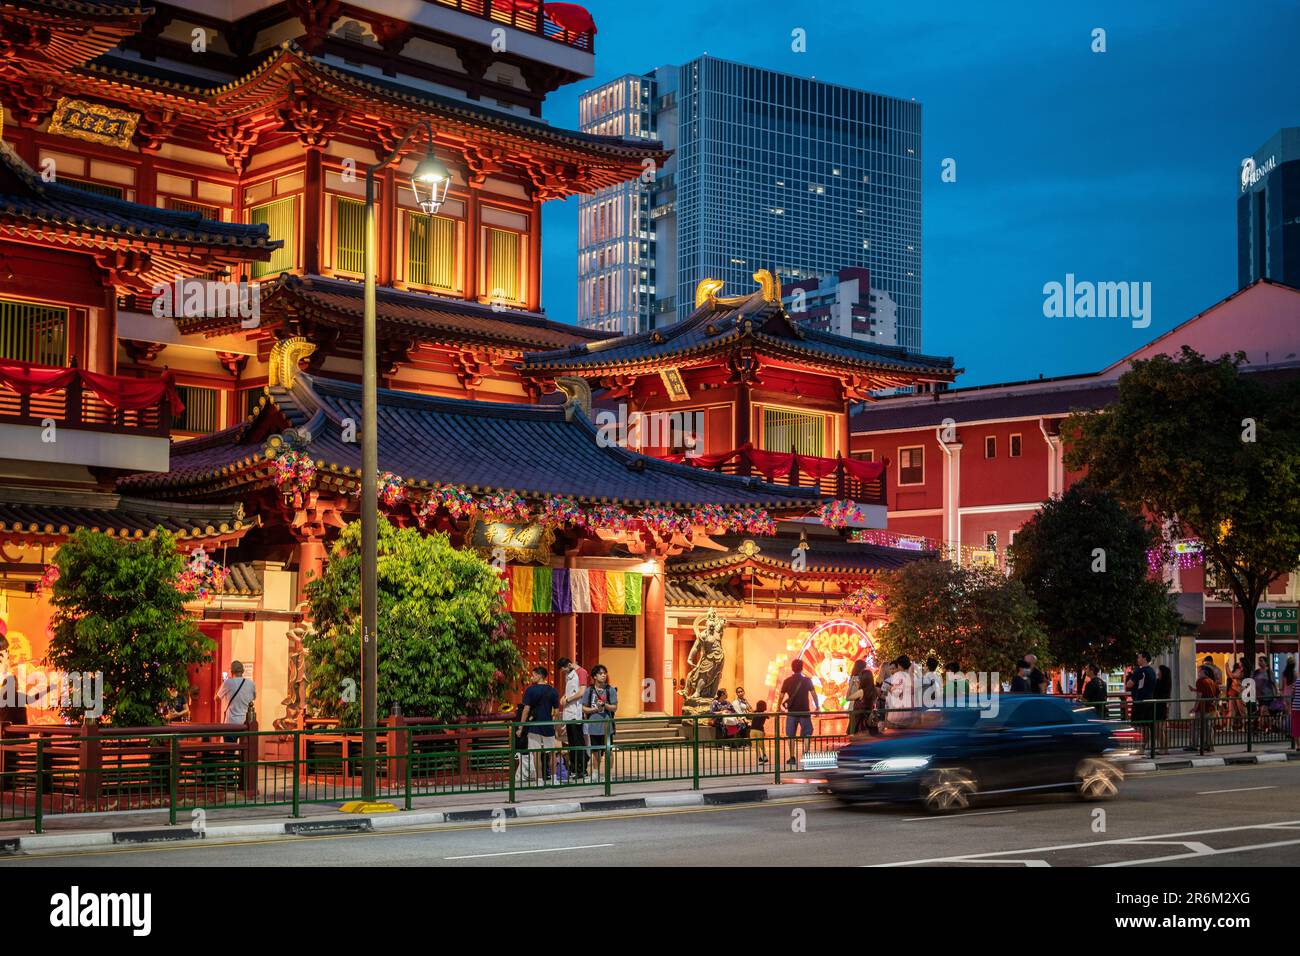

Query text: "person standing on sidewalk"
[582, 664, 618, 783]
[1189, 665, 1218, 752]
[1125, 651, 1157, 751]
[750, 700, 770, 764]
[519, 666, 560, 784]
[217, 661, 256, 744]
[1290, 660, 1300, 749]
[778, 660, 819, 767]
[1082, 665, 1108, 717]
[556, 657, 588, 780]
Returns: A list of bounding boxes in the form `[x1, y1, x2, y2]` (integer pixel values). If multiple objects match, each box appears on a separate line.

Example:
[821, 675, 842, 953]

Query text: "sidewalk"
[1, 742, 1295, 855]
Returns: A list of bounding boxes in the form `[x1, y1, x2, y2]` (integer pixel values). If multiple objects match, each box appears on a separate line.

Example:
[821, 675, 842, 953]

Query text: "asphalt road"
[3, 761, 1299, 867]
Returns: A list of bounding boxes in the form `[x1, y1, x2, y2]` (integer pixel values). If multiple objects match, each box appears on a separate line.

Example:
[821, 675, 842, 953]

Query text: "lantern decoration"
[35, 563, 60, 595]
[273, 450, 316, 496]
[430, 482, 477, 518]
[538, 495, 586, 529]
[689, 504, 728, 533]
[480, 491, 531, 524]
[852, 529, 928, 551]
[176, 546, 228, 602]
[378, 472, 406, 508]
[836, 586, 887, 616]
[640, 506, 688, 537]
[727, 507, 775, 536]
[590, 503, 632, 532]
[818, 499, 864, 529]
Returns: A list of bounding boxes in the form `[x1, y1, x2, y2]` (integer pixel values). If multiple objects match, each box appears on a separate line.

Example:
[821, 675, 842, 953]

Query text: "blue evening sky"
[539, 0, 1300, 386]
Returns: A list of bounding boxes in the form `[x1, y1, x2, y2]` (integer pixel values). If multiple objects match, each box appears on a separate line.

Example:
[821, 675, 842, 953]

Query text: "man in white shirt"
[217, 660, 256, 742]
[556, 657, 588, 779]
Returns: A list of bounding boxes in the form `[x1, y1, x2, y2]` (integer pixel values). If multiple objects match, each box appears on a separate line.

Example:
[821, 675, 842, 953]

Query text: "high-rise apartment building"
[1238, 127, 1300, 291]
[577, 56, 922, 347]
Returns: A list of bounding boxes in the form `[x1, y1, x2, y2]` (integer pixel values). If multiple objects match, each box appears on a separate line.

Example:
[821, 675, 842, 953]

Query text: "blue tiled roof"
[124, 373, 828, 510]
[0, 143, 277, 250]
[521, 288, 956, 378]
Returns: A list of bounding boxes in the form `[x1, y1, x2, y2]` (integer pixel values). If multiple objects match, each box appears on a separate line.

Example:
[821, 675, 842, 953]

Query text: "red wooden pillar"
[465, 191, 480, 303]
[735, 381, 752, 476]
[526, 201, 542, 312]
[643, 567, 666, 715]
[302, 148, 324, 274]
[294, 537, 327, 607]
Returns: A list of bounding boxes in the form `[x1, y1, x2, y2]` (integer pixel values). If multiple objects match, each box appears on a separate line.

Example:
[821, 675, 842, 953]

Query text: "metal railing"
[1098, 696, 1296, 760]
[0, 711, 859, 832]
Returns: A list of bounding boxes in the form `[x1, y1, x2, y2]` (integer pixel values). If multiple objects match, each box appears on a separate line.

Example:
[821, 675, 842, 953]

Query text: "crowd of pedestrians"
[514, 657, 619, 785]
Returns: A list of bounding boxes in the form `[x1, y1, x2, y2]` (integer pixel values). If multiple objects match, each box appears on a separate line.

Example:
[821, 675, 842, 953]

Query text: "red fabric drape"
[81, 370, 185, 416]
[545, 2, 596, 33]
[0, 361, 184, 415]
[0, 361, 77, 395]
[688, 447, 742, 470]
[745, 446, 795, 481]
[797, 454, 839, 481]
[842, 457, 886, 481]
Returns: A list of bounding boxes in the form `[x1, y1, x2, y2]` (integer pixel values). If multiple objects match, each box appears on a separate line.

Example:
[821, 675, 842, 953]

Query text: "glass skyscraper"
[577, 56, 922, 349]
[1238, 127, 1300, 291]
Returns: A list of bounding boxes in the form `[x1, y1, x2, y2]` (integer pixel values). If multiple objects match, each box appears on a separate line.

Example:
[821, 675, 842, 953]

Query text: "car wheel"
[920, 767, 976, 814]
[1076, 758, 1122, 801]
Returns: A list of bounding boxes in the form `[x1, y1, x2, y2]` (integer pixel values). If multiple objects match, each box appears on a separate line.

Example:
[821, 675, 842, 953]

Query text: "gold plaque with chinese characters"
[47, 98, 140, 151]
[464, 517, 555, 565]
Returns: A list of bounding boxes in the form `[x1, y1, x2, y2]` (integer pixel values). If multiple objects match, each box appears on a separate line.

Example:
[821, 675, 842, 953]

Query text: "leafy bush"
[304, 518, 523, 724]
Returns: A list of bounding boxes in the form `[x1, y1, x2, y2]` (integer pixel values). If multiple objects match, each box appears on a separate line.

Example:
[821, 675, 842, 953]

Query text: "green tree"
[876, 558, 1045, 679]
[1008, 484, 1181, 679]
[303, 518, 523, 725]
[1065, 347, 1300, 663]
[47, 529, 213, 726]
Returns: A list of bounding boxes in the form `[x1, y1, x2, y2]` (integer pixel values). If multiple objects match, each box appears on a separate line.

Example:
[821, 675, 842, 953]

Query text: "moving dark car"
[825, 695, 1142, 813]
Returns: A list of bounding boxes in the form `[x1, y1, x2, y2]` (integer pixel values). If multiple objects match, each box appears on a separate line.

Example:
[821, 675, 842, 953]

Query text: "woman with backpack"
[582, 664, 618, 783]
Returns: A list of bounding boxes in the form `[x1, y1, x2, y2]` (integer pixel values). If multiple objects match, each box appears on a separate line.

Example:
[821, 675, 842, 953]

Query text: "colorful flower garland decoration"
[836, 586, 886, 617]
[689, 504, 728, 533]
[538, 495, 587, 529]
[273, 450, 316, 497]
[819, 499, 864, 529]
[640, 506, 688, 537]
[480, 491, 531, 524]
[428, 482, 476, 519]
[378, 472, 406, 508]
[35, 564, 60, 595]
[176, 546, 228, 602]
[589, 503, 632, 532]
[727, 507, 776, 536]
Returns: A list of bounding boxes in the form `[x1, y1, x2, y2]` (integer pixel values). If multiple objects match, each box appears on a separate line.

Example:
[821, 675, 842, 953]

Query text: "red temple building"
[0, 0, 958, 730]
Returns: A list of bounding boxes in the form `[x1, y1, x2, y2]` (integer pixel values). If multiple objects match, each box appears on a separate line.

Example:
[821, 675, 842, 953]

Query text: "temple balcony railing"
[656, 443, 889, 510]
[431, 0, 596, 53]
[0, 360, 178, 473]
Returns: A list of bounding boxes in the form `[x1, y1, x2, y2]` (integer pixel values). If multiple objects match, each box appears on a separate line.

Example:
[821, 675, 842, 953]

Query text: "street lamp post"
[361, 121, 452, 799]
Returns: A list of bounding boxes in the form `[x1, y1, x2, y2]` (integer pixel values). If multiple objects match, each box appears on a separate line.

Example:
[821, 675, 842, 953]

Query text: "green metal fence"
[1, 700, 1293, 833]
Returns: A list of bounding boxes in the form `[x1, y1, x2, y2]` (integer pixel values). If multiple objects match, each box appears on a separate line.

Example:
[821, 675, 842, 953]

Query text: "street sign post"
[1255, 605, 1298, 636]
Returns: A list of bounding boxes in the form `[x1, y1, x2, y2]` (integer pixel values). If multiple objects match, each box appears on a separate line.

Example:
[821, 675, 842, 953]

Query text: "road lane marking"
[1196, 785, 1276, 795]
[902, 809, 1017, 822]
[1100, 837, 1300, 867]
[872, 818, 1300, 866]
[445, 842, 613, 861]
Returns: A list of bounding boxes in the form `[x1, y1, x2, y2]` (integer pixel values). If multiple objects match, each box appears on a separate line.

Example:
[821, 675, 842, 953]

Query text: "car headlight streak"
[868, 756, 932, 773]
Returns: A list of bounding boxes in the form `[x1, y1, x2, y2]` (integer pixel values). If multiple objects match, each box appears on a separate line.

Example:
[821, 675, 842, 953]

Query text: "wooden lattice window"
[485, 226, 523, 303]
[61, 178, 125, 200]
[762, 408, 825, 456]
[406, 211, 457, 291]
[334, 196, 365, 275]
[174, 384, 220, 434]
[0, 299, 68, 365]
[249, 197, 296, 278]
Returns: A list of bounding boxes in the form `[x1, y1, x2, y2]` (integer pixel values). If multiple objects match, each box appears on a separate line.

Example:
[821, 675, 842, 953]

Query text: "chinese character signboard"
[47, 98, 140, 150]
[1255, 605, 1298, 636]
